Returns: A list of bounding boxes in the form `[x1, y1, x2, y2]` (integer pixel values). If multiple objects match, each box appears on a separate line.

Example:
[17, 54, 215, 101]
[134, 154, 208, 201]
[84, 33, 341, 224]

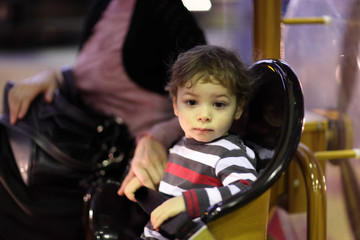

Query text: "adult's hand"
[118, 134, 168, 195]
[123, 177, 143, 202]
[8, 69, 62, 124]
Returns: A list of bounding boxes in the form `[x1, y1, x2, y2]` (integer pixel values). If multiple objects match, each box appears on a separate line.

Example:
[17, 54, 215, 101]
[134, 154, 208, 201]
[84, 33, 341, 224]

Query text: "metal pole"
[253, 0, 282, 61]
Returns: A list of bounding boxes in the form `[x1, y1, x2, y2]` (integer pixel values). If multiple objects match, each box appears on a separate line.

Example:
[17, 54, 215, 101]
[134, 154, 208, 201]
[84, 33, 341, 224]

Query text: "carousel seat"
[83, 59, 305, 240]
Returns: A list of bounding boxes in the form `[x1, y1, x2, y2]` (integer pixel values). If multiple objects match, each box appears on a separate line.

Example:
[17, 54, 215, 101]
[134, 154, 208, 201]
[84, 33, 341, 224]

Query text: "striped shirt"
[143, 135, 257, 239]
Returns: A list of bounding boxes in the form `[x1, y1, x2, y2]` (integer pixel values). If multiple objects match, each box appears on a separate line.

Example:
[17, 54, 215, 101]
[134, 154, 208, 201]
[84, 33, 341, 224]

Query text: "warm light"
[182, 0, 212, 11]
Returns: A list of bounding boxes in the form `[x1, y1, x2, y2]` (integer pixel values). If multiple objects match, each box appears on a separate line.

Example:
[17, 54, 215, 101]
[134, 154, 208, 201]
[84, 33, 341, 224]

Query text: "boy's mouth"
[193, 128, 214, 133]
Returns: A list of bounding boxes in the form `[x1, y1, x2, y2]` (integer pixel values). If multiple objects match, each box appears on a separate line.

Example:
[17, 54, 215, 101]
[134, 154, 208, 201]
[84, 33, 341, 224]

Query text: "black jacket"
[79, 0, 206, 95]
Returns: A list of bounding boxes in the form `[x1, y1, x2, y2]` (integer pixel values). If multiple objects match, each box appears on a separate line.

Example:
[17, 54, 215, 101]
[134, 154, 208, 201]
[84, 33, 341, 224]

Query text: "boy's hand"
[121, 177, 143, 202]
[150, 196, 186, 231]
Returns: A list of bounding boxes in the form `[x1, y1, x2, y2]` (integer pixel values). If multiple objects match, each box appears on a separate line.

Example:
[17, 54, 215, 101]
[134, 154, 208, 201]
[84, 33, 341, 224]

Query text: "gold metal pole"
[282, 16, 332, 25]
[295, 143, 327, 240]
[253, 0, 282, 61]
[315, 149, 360, 160]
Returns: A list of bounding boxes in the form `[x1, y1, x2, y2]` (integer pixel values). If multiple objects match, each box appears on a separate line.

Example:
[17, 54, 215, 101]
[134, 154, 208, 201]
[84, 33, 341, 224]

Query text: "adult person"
[0, 0, 206, 239]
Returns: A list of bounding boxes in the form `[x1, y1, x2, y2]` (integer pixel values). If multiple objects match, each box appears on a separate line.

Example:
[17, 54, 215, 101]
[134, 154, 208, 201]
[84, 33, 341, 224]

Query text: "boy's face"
[173, 77, 242, 142]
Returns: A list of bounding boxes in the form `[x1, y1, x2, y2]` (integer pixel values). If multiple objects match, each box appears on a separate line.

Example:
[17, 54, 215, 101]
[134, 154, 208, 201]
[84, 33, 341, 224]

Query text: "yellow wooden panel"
[206, 190, 271, 240]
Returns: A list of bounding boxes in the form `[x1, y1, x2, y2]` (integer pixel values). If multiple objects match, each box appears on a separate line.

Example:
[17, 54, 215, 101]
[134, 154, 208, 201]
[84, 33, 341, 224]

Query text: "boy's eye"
[214, 102, 226, 108]
[185, 100, 197, 106]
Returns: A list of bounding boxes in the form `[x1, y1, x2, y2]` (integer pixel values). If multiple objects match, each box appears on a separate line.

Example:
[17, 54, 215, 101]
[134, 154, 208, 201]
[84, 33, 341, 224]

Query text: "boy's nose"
[197, 108, 212, 122]
[197, 115, 211, 122]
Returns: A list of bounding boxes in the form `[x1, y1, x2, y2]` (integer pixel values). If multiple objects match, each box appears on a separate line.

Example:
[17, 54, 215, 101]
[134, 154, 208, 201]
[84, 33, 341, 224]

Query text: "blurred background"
[0, 0, 359, 239]
[0, 0, 90, 48]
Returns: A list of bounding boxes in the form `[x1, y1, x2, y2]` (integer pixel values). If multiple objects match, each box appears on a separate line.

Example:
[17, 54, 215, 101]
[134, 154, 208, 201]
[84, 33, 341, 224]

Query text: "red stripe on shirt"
[183, 191, 194, 217]
[189, 189, 200, 218]
[183, 190, 200, 218]
[165, 162, 222, 186]
[239, 179, 250, 185]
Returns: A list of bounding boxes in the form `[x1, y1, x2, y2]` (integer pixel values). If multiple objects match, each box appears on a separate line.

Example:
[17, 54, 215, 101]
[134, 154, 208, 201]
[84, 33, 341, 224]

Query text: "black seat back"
[204, 59, 304, 222]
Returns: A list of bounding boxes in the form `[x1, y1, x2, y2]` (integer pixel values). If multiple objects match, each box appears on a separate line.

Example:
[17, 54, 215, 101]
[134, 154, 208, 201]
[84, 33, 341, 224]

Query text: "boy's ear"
[172, 97, 179, 116]
[234, 105, 243, 120]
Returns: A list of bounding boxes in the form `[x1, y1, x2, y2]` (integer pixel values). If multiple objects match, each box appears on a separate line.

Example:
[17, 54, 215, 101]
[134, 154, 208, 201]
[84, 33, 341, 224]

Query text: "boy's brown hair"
[166, 45, 253, 107]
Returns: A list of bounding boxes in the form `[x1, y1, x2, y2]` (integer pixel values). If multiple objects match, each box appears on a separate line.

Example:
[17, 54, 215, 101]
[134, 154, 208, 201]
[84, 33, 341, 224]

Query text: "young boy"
[124, 45, 258, 239]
